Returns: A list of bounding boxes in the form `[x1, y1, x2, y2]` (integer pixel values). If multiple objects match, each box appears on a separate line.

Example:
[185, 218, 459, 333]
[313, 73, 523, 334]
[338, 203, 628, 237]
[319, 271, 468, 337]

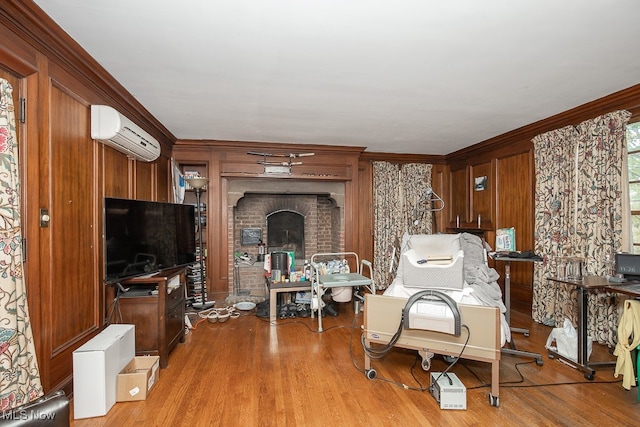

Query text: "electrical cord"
[106, 282, 126, 324]
[360, 316, 405, 359]
[461, 358, 623, 389]
[348, 311, 427, 392]
[354, 321, 471, 392]
[426, 324, 469, 392]
[105, 297, 120, 324]
[256, 310, 355, 334]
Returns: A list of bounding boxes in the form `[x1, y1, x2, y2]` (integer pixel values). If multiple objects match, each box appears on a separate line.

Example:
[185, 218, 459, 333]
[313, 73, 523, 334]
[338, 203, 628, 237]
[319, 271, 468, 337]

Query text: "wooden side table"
[267, 278, 311, 323]
[118, 267, 186, 368]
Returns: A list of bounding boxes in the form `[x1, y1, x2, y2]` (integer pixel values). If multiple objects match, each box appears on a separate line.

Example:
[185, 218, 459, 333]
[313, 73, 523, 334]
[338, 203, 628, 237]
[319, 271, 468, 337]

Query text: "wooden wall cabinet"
[448, 160, 495, 230]
[118, 268, 186, 368]
[470, 160, 495, 229]
[449, 166, 469, 227]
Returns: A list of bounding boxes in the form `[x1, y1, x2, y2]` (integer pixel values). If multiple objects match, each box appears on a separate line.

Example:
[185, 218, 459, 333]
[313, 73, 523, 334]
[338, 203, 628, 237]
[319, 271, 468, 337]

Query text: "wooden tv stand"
[118, 267, 186, 368]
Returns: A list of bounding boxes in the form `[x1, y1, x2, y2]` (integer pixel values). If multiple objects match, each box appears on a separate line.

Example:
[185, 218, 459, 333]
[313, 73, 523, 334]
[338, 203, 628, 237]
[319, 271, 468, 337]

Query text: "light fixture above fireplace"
[248, 151, 315, 175]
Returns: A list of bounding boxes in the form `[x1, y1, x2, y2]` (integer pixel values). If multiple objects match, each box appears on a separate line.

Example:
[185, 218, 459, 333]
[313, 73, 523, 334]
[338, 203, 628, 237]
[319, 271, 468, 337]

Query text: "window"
[627, 121, 640, 253]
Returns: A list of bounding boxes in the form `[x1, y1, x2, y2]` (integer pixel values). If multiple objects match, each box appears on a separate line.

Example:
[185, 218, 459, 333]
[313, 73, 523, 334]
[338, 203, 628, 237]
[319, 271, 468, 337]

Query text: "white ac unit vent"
[90, 105, 161, 162]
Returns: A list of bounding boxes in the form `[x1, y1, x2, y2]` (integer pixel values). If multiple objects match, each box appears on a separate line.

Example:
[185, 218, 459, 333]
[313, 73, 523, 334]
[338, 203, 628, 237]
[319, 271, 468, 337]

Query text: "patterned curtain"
[373, 161, 402, 289]
[401, 163, 433, 236]
[532, 110, 631, 347]
[532, 125, 579, 326]
[0, 79, 43, 409]
[575, 111, 630, 346]
[372, 161, 432, 289]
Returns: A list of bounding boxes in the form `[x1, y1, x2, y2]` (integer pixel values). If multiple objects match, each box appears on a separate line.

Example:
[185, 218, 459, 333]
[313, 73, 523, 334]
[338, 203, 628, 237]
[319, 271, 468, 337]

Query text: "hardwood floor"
[70, 303, 640, 426]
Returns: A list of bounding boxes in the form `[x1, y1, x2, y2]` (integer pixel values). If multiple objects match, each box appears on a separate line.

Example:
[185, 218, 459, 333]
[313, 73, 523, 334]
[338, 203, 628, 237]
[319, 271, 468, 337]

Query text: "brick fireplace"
[227, 179, 346, 296]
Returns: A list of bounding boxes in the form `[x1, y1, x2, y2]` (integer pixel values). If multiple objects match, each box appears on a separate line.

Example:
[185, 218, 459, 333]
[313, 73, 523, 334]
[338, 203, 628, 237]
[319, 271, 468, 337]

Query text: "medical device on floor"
[430, 372, 467, 410]
[402, 290, 461, 336]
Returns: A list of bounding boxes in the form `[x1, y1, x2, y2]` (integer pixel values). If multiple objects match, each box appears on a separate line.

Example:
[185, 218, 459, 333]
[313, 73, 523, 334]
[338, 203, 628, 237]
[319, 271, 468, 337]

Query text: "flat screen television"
[104, 197, 196, 283]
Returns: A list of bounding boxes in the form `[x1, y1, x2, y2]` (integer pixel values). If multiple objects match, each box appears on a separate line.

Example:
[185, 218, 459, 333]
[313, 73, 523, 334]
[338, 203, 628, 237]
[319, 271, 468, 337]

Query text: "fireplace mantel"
[227, 179, 345, 208]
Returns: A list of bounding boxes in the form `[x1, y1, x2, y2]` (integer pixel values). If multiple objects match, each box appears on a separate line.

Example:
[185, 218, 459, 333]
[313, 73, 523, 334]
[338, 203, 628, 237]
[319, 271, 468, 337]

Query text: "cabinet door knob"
[40, 208, 50, 227]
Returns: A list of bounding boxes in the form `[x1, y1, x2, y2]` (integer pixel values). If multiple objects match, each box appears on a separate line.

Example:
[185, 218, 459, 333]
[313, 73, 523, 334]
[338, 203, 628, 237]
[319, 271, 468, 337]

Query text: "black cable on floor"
[461, 358, 623, 389]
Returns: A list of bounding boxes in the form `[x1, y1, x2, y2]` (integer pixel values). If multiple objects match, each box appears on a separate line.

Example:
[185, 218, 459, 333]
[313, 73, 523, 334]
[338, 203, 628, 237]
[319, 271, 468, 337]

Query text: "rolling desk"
[607, 281, 640, 299]
[491, 255, 544, 365]
[547, 275, 617, 379]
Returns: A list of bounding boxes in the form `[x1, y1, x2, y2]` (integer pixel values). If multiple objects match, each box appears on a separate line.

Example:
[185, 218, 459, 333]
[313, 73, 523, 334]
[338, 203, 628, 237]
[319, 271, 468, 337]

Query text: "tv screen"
[104, 197, 196, 283]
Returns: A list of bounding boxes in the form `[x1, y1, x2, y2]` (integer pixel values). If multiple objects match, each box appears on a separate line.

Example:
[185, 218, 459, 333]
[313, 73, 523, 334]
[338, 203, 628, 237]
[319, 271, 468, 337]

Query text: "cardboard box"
[73, 324, 135, 419]
[117, 356, 160, 402]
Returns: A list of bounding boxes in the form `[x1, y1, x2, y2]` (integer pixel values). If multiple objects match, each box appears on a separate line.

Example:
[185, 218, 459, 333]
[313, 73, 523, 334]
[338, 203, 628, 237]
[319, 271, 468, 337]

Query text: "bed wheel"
[489, 394, 499, 407]
[365, 369, 377, 380]
[443, 355, 458, 364]
[421, 358, 431, 371]
[584, 373, 594, 381]
[536, 358, 544, 366]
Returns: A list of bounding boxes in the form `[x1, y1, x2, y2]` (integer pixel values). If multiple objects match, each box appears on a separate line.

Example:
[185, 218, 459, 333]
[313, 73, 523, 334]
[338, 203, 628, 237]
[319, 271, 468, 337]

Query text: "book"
[496, 227, 516, 252]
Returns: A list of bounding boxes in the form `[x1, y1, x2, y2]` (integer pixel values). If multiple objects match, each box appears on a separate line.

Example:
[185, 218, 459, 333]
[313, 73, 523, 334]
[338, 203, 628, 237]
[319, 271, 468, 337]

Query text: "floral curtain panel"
[372, 161, 432, 289]
[532, 125, 579, 326]
[575, 111, 630, 346]
[401, 163, 433, 236]
[532, 110, 631, 347]
[0, 79, 43, 410]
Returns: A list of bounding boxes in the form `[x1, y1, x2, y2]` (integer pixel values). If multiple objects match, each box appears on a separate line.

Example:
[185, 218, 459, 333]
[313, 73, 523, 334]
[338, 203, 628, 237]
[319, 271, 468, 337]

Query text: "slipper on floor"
[279, 304, 289, 319]
[296, 304, 309, 318]
[324, 303, 338, 317]
[287, 303, 298, 318]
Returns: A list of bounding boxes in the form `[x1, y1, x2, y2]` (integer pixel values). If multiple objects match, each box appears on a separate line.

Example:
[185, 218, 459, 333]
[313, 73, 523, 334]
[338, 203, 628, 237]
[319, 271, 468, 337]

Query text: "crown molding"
[0, 0, 175, 145]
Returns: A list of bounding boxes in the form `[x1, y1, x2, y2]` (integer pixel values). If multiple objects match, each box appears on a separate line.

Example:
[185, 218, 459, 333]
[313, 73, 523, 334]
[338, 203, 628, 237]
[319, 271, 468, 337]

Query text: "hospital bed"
[362, 233, 507, 407]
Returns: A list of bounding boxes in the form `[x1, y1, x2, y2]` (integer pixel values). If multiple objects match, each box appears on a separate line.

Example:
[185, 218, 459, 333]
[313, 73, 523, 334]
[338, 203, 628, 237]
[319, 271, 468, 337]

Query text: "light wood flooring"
[70, 302, 640, 426]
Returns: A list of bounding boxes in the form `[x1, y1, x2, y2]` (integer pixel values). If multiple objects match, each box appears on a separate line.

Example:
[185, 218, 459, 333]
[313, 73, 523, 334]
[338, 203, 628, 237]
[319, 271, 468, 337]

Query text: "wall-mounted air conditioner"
[91, 105, 161, 162]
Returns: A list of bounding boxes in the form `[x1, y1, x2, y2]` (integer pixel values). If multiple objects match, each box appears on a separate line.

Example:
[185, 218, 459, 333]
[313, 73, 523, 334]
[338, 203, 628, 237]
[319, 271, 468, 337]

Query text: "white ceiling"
[34, 0, 640, 155]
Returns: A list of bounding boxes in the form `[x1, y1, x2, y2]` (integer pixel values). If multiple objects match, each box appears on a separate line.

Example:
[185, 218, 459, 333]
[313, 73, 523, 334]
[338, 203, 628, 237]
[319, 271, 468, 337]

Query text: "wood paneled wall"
[0, 1, 175, 394]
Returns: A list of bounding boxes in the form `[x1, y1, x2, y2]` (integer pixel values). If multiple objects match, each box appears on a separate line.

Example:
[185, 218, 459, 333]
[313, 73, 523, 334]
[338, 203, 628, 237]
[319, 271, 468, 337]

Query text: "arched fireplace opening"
[266, 210, 305, 261]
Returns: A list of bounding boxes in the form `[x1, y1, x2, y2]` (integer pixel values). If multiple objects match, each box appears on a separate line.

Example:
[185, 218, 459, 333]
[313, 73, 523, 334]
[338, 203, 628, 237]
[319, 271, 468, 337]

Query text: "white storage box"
[73, 324, 135, 419]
